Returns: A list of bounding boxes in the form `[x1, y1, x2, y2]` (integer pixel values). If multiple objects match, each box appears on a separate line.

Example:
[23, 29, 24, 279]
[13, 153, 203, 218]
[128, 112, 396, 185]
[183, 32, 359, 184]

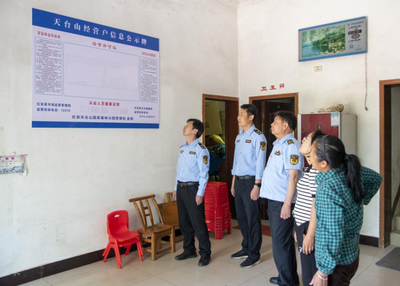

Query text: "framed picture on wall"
[298, 16, 367, 62]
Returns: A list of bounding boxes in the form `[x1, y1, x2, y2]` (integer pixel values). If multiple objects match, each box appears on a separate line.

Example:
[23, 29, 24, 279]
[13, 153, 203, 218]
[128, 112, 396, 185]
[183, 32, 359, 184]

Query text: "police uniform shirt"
[175, 139, 210, 196]
[260, 134, 303, 202]
[232, 125, 267, 180]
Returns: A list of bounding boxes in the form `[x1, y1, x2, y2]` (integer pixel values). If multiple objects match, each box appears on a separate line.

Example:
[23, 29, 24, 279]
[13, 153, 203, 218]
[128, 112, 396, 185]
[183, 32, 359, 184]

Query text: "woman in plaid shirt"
[309, 135, 382, 286]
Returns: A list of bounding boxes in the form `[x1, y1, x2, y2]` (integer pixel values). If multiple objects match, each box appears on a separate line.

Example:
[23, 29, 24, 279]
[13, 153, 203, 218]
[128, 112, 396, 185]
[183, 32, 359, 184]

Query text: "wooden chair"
[158, 201, 183, 242]
[129, 194, 175, 260]
[164, 192, 174, 203]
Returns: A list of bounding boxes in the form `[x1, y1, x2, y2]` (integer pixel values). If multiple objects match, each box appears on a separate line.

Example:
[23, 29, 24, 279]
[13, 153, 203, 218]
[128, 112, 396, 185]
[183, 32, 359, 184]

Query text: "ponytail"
[344, 154, 364, 204]
[313, 135, 365, 204]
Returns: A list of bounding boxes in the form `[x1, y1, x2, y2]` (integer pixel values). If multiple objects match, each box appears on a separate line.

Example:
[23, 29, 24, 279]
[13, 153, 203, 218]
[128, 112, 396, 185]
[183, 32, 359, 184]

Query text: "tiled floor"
[22, 220, 400, 286]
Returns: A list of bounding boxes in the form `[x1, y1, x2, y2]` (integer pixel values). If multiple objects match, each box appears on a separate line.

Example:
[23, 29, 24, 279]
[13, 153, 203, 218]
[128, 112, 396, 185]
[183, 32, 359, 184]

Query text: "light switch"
[314, 66, 323, 72]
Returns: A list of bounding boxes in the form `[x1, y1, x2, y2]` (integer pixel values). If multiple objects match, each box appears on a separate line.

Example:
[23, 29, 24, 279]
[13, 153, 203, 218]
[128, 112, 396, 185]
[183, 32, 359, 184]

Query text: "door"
[379, 80, 400, 248]
[250, 93, 298, 220]
[203, 94, 239, 218]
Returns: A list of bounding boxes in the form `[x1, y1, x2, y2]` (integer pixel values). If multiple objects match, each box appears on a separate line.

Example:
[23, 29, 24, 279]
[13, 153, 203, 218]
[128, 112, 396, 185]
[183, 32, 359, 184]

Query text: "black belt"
[178, 181, 199, 187]
[235, 175, 255, 180]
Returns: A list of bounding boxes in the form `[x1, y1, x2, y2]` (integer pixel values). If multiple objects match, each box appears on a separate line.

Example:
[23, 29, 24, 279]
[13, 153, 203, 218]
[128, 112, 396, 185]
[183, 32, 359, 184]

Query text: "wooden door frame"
[379, 79, 400, 248]
[202, 94, 239, 141]
[249, 93, 299, 137]
[249, 93, 298, 114]
[202, 94, 239, 217]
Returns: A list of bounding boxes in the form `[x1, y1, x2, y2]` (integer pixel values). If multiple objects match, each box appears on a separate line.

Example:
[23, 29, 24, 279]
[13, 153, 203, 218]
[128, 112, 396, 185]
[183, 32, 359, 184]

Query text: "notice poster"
[0, 155, 27, 175]
[330, 112, 339, 127]
[32, 8, 159, 128]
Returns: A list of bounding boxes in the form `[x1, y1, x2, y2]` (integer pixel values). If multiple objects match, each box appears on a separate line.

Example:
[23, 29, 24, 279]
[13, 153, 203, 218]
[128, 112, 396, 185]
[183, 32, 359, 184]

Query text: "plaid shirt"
[314, 166, 382, 274]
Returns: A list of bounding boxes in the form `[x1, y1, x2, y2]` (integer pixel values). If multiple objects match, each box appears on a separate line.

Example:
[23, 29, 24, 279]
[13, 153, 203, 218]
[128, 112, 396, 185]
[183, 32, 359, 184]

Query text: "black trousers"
[294, 221, 317, 286]
[268, 200, 299, 286]
[177, 184, 211, 258]
[234, 177, 262, 261]
[328, 252, 359, 286]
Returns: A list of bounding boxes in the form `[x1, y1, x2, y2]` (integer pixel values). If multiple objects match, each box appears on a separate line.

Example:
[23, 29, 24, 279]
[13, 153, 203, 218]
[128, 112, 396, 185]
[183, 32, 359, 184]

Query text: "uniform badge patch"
[236, 140, 240, 143]
[198, 143, 206, 149]
[275, 150, 281, 156]
[203, 155, 208, 164]
[189, 151, 196, 155]
[246, 140, 251, 143]
[290, 155, 299, 165]
[254, 129, 262, 135]
[180, 150, 184, 153]
[287, 139, 294, 145]
[260, 142, 266, 150]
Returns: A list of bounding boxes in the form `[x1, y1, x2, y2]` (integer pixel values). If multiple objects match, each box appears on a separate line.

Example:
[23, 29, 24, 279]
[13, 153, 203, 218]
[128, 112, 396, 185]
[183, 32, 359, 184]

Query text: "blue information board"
[32, 8, 160, 128]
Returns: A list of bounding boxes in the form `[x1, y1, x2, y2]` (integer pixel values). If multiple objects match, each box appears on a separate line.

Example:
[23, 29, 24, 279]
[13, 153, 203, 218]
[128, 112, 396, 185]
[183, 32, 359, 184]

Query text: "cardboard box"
[205, 101, 222, 135]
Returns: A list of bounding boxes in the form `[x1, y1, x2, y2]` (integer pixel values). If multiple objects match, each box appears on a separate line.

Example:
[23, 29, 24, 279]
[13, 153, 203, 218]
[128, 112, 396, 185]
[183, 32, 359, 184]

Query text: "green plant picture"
[301, 24, 346, 58]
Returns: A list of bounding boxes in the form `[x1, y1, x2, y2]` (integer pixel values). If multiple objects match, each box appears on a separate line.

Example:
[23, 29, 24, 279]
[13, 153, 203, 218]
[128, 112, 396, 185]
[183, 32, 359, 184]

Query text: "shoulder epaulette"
[254, 129, 262, 135]
[287, 139, 294, 145]
[198, 142, 206, 149]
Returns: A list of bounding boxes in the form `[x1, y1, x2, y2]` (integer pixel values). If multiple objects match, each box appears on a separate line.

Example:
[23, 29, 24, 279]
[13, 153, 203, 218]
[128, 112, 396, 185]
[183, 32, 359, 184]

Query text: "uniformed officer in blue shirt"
[173, 118, 211, 267]
[260, 110, 303, 286]
[231, 104, 267, 269]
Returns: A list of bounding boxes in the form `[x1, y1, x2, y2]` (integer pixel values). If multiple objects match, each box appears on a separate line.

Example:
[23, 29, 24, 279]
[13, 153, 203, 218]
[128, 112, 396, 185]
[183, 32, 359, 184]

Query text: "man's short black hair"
[187, 118, 204, 138]
[240, 104, 257, 121]
[273, 110, 297, 131]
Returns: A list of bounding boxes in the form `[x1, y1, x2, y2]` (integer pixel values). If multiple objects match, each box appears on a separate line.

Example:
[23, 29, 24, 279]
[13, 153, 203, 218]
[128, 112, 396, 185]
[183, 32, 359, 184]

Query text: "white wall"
[0, 0, 238, 277]
[391, 87, 400, 221]
[238, 0, 400, 237]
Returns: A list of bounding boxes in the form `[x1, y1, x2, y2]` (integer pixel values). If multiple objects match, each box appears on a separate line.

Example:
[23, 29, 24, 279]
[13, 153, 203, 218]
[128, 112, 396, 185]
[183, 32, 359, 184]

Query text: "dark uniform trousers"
[294, 221, 317, 286]
[176, 183, 211, 258]
[234, 177, 262, 261]
[268, 200, 299, 286]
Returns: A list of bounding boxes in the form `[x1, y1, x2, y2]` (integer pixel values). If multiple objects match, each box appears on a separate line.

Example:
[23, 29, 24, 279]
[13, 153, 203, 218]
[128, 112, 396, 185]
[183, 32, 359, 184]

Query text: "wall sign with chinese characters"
[32, 8, 160, 128]
[299, 16, 367, 62]
[260, 83, 285, 92]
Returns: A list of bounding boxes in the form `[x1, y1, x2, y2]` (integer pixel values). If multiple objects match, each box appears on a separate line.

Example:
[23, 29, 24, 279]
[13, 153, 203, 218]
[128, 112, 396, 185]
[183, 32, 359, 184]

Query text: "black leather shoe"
[198, 256, 211, 267]
[269, 277, 299, 286]
[269, 277, 278, 285]
[175, 252, 197, 261]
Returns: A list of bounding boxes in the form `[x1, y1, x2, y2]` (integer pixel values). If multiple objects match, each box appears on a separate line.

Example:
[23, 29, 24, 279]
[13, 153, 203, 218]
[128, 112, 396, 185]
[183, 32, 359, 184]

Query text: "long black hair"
[313, 135, 364, 204]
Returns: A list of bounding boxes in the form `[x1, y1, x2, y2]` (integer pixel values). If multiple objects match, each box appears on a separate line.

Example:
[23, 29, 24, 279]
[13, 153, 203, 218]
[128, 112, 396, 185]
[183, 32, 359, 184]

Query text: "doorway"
[379, 79, 400, 248]
[250, 93, 298, 219]
[202, 94, 239, 218]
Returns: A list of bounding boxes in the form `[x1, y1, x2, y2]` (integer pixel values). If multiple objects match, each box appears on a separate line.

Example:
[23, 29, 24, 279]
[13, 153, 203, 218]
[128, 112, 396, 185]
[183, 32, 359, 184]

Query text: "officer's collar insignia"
[275, 150, 281, 156]
[290, 154, 299, 165]
[287, 139, 294, 145]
